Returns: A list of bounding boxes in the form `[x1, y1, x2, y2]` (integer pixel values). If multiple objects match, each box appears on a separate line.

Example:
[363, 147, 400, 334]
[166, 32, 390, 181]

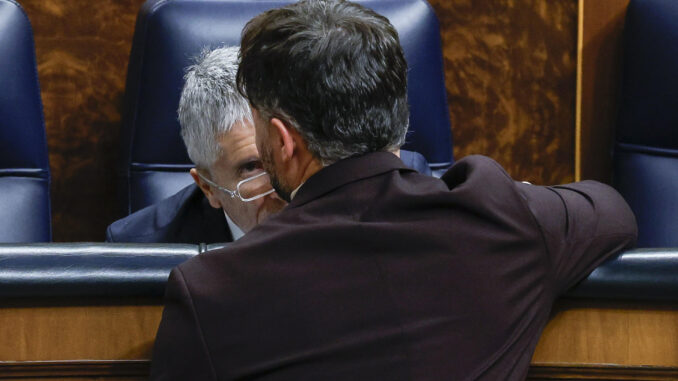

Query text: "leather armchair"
[614, 0, 678, 247]
[118, 0, 454, 215]
[0, 0, 51, 242]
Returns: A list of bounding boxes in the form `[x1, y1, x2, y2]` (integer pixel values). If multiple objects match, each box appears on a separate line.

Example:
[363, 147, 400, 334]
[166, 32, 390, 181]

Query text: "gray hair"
[179, 46, 252, 169]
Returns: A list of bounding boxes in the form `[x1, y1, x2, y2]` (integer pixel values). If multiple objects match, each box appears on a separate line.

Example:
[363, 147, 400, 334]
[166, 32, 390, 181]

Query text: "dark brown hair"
[237, 0, 409, 164]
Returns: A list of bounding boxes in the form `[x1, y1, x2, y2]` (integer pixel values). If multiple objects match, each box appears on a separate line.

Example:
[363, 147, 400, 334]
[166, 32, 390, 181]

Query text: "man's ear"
[190, 168, 222, 209]
[270, 117, 297, 162]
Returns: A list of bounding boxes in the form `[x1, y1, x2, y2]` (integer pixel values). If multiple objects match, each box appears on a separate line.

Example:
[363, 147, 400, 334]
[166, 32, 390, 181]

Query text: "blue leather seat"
[614, 0, 678, 247]
[0, 0, 51, 242]
[119, 0, 453, 214]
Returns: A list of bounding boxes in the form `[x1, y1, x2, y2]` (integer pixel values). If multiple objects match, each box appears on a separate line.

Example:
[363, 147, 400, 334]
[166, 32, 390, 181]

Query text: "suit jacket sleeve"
[150, 268, 217, 380]
[515, 180, 638, 294]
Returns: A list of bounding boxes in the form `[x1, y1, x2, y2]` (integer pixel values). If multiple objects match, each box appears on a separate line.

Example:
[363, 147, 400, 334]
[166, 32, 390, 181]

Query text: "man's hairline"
[195, 116, 255, 180]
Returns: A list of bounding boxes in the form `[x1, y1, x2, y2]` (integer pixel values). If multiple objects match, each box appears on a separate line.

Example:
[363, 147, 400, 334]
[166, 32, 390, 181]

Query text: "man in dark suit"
[107, 46, 286, 244]
[105, 183, 231, 243]
[105, 47, 431, 244]
[150, 1, 637, 379]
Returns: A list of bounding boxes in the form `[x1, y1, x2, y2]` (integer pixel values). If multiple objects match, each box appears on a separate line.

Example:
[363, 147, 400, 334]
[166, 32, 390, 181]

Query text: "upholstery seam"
[4, 0, 52, 241]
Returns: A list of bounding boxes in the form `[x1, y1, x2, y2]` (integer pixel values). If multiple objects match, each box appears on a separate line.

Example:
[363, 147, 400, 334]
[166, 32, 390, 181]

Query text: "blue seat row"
[0, 0, 675, 306]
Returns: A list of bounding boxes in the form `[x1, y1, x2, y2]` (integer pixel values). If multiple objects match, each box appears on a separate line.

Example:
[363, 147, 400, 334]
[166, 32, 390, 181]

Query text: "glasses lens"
[237, 172, 273, 201]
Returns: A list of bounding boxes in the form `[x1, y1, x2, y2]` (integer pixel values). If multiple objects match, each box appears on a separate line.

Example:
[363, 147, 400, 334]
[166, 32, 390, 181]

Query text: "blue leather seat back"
[614, 0, 678, 247]
[0, 0, 51, 242]
[120, 0, 453, 214]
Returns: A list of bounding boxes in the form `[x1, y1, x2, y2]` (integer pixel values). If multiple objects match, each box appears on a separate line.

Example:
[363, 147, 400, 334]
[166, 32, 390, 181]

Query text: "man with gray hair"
[106, 45, 429, 243]
[106, 46, 286, 243]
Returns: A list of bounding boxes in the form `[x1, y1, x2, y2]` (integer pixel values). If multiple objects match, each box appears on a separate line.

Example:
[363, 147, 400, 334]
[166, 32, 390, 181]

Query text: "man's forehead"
[213, 122, 257, 169]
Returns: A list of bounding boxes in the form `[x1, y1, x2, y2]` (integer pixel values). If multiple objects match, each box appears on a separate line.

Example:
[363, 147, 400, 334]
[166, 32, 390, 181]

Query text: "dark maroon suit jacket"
[150, 152, 636, 380]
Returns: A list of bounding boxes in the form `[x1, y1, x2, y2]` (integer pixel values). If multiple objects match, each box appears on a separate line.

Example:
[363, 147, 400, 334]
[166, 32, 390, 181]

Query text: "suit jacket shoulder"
[443, 154, 637, 293]
[106, 184, 232, 244]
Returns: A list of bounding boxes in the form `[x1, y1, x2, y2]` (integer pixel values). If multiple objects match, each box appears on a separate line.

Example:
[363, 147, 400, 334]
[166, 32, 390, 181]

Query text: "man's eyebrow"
[236, 156, 260, 166]
[235, 156, 261, 172]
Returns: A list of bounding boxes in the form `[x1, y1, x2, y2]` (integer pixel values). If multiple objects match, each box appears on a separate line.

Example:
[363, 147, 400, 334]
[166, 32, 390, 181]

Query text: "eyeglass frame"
[196, 170, 275, 202]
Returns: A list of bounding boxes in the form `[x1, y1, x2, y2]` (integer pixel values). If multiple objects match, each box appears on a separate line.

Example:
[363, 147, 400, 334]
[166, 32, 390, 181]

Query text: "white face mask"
[223, 210, 245, 241]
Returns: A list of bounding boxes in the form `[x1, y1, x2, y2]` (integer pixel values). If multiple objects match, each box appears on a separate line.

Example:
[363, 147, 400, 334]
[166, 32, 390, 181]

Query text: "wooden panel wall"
[21, 0, 577, 241]
[429, 0, 578, 185]
[22, 0, 145, 242]
[0, 298, 161, 380]
[2, 299, 676, 379]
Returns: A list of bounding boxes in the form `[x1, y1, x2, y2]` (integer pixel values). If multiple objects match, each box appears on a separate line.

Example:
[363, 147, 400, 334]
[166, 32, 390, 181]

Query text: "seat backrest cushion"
[0, 0, 51, 242]
[614, 0, 678, 247]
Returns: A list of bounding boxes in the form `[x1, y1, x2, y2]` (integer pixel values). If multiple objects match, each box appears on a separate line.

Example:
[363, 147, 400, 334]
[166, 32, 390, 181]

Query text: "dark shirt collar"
[288, 151, 414, 208]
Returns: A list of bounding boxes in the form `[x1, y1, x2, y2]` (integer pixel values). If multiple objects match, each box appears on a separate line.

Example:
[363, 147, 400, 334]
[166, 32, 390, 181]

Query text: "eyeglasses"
[197, 171, 275, 202]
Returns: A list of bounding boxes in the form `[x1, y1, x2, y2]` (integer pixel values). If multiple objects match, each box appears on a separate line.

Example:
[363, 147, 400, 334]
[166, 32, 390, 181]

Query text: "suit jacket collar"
[169, 184, 234, 243]
[289, 151, 414, 208]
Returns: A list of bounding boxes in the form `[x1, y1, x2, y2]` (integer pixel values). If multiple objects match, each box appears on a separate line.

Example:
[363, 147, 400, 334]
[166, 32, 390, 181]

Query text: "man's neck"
[291, 153, 324, 192]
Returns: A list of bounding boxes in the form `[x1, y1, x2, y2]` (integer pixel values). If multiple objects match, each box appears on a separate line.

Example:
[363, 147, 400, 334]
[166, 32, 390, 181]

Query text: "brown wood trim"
[2, 360, 677, 379]
[0, 360, 150, 377]
[575, 0, 584, 182]
[528, 363, 678, 380]
[575, 0, 631, 183]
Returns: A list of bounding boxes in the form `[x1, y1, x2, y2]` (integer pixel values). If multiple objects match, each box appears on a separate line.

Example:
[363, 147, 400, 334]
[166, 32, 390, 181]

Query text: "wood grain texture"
[1, 299, 675, 378]
[528, 364, 678, 380]
[3, 361, 677, 380]
[429, 0, 577, 185]
[21, 0, 145, 242]
[532, 300, 678, 367]
[0, 360, 148, 378]
[576, 0, 630, 183]
[0, 299, 162, 361]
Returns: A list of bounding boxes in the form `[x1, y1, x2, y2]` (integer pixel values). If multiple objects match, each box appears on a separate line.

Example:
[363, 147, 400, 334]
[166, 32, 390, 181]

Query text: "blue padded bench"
[0, 244, 676, 302]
